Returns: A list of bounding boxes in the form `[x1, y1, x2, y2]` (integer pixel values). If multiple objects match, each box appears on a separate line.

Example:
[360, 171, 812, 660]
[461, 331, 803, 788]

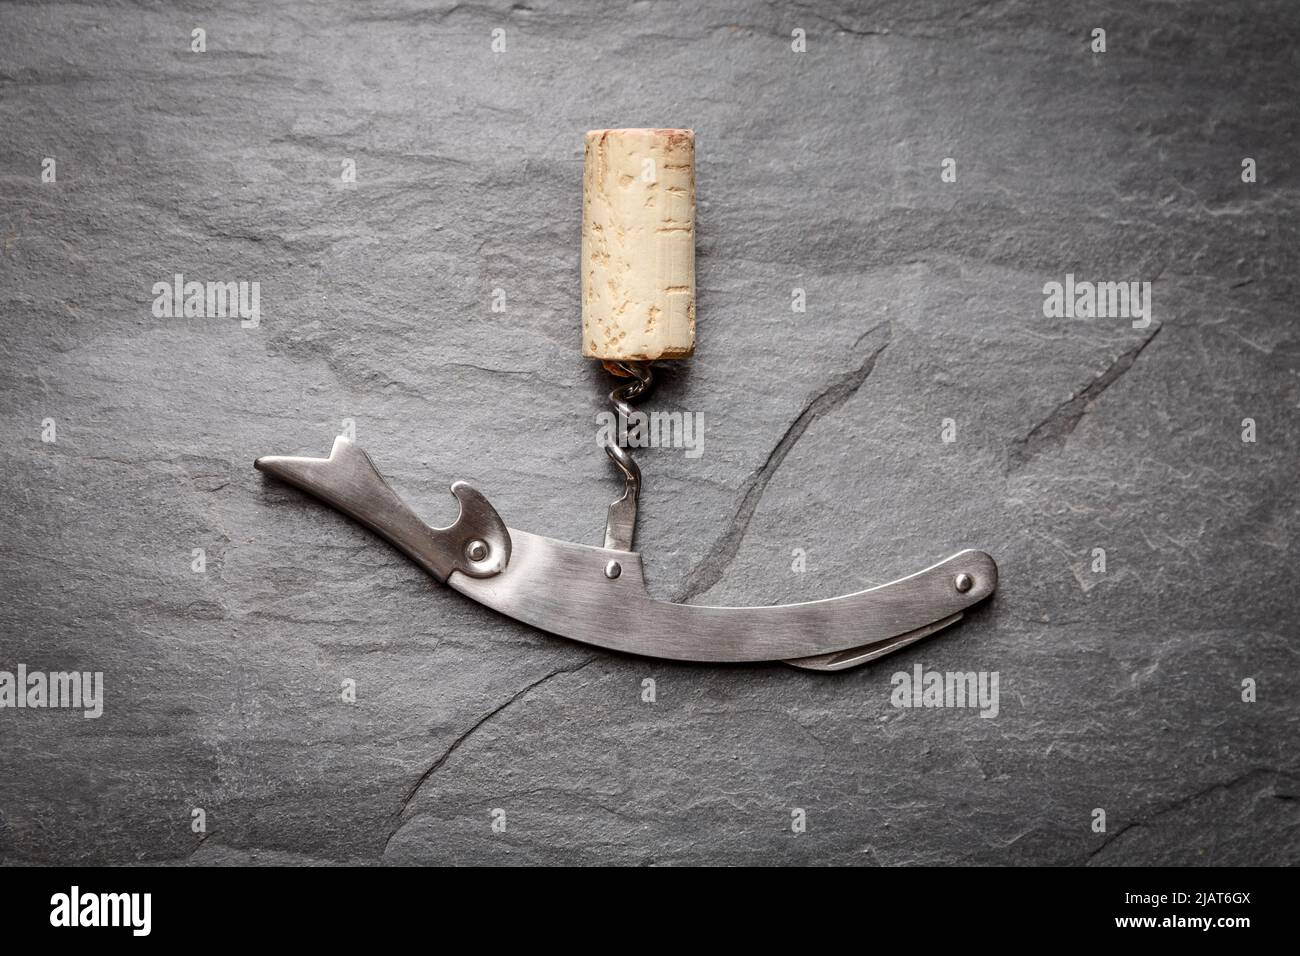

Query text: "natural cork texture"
[582, 128, 696, 361]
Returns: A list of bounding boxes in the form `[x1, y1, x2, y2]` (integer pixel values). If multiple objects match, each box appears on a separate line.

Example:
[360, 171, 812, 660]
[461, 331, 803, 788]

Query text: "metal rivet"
[465, 539, 489, 563]
[954, 572, 973, 593]
[605, 560, 622, 579]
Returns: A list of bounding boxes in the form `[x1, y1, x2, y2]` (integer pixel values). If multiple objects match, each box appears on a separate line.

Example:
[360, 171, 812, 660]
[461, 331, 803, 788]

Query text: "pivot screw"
[954, 572, 973, 593]
[605, 560, 622, 579]
[465, 539, 489, 563]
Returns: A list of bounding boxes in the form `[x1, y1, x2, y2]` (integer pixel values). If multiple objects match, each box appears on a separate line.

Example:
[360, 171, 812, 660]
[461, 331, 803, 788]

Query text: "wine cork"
[582, 128, 695, 362]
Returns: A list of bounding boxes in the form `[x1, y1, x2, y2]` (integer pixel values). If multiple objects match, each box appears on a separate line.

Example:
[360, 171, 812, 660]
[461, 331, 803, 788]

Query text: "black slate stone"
[0, 0, 1296, 865]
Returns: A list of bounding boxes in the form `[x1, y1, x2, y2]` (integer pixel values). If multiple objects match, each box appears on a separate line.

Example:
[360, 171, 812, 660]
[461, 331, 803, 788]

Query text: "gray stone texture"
[0, 0, 1296, 865]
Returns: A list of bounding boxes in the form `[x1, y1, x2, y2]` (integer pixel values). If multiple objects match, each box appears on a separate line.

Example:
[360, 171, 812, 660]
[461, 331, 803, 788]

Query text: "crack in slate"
[188, 831, 213, 858]
[675, 323, 892, 603]
[782, 0, 890, 37]
[1009, 325, 1162, 471]
[382, 655, 598, 856]
[1087, 766, 1300, 861]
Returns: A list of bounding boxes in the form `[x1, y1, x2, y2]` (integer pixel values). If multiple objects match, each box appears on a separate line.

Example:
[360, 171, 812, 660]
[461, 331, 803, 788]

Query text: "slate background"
[1, 0, 1297, 866]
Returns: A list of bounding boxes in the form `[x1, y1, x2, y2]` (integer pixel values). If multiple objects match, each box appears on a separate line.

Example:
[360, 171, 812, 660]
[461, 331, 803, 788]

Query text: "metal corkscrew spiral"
[602, 360, 654, 552]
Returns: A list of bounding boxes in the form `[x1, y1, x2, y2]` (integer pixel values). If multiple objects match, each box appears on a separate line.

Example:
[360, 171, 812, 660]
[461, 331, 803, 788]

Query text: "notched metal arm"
[254, 437, 510, 583]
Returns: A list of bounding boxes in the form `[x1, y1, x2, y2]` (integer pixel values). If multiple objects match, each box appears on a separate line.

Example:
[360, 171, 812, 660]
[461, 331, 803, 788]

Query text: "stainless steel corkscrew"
[254, 128, 998, 671]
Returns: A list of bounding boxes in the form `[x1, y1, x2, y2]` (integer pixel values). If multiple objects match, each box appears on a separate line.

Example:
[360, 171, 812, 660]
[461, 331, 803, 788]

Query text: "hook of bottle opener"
[254, 437, 997, 671]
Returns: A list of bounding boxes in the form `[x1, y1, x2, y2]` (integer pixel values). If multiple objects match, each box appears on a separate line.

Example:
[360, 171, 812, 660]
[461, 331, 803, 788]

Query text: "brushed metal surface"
[449, 529, 996, 662]
[254, 438, 511, 583]
[784, 613, 964, 671]
[255, 439, 997, 667]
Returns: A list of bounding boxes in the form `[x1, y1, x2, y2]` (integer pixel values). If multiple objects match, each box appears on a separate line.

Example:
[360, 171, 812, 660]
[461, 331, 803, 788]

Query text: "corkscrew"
[601, 360, 653, 552]
[255, 128, 998, 670]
